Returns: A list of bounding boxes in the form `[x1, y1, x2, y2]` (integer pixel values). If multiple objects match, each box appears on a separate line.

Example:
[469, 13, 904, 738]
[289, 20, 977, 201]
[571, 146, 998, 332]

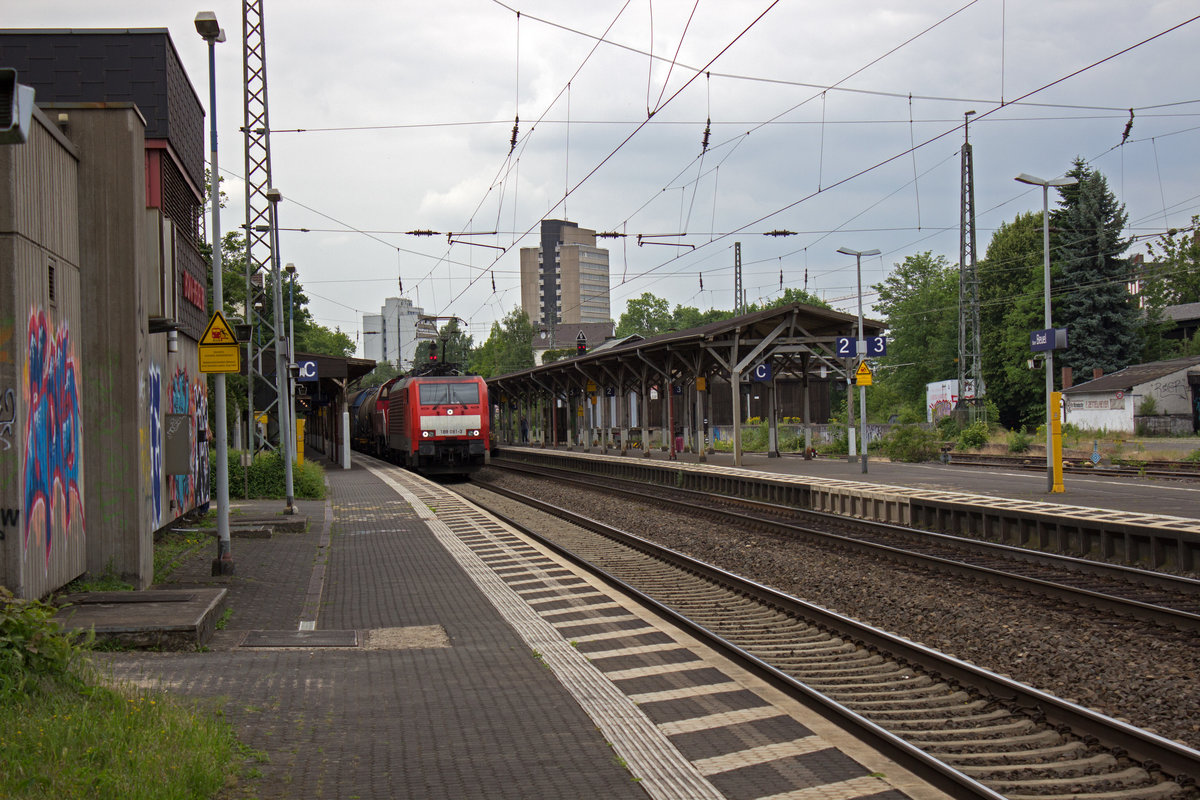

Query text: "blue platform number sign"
[297, 359, 319, 382]
[836, 336, 886, 357]
[752, 363, 772, 382]
[604, 386, 616, 397]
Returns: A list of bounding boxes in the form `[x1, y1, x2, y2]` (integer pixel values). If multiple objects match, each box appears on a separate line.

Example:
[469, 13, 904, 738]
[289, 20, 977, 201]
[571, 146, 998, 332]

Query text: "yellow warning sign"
[199, 311, 242, 373]
[855, 362, 873, 386]
[200, 311, 238, 345]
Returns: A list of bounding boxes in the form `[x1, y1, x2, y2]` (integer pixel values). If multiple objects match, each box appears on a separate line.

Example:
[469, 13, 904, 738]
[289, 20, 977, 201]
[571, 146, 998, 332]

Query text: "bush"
[956, 420, 990, 450]
[1006, 429, 1032, 453]
[219, 449, 326, 500]
[880, 425, 942, 462]
[0, 587, 90, 699]
[1137, 395, 1158, 416]
[935, 414, 960, 438]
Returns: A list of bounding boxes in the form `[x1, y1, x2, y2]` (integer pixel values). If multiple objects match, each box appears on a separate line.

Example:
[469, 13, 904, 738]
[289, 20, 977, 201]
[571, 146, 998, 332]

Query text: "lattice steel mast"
[958, 110, 984, 419]
[241, 0, 280, 450]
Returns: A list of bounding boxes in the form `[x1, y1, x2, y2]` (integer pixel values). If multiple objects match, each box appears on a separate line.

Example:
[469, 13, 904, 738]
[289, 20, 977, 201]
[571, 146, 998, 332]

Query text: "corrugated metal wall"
[0, 111, 86, 599]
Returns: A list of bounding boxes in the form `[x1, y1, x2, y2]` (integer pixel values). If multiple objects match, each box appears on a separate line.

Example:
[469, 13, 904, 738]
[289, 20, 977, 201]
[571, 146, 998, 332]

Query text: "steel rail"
[489, 459, 1200, 632]
[464, 479, 1200, 790]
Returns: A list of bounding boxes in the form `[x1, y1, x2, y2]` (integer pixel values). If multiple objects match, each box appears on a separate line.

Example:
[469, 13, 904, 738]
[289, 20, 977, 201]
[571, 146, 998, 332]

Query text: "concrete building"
[1063, 355, 1200, 434]
[1, 29, 209, 595]
[520, 219, 611, 329]
[362, 296, 429, 370]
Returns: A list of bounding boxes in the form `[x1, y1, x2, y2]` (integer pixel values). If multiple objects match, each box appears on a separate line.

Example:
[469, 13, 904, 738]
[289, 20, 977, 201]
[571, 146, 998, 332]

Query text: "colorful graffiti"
[149, 364, 163, 526]
[22, 309, 84, 567]
[163, 367, 210, 520]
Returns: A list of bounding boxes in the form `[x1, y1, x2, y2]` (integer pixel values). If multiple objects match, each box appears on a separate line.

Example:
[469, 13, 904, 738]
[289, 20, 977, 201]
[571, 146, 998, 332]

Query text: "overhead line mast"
[958, 110, 984, 421]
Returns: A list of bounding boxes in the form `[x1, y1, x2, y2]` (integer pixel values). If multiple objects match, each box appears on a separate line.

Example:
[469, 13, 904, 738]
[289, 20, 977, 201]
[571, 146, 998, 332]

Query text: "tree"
[978, 212, 1045, 429]
[1052, 158, 1139, 375]
[616, 293, 672, 337]
[357, 361, 403, 388]
[1139, 216, 1200, 361]
[670, 305, 734, 332]
[747, 287, 831, 313]
[470, 308, 535, 378]
[871, 252, 958, 407]
[414, 319, 474, 370]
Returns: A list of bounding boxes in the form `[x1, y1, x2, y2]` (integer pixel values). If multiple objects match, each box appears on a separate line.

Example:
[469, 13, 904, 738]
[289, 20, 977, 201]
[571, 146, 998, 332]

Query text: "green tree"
[871, 252, 958, 406]
[357, 361, 403, 388]
[978, 212, 1045, 429]
[1052, 158, 1139, 375]
[670, 305, 734, 331]
[746, 287, 832, 313]
[616, 293, 672, 337]
[470, 308, 535, 378]
[1138, 216, 1200, 361]
[414, 319, 475, 369]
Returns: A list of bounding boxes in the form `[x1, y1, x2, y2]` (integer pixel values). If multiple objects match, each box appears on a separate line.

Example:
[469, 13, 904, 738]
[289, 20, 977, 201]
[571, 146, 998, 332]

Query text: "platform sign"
[297, 359, 318, 382]
[1030, 327, 1068, 352]
[855, 362, 873, 386]
[199, 310, 242, 373]
[752, 363, 772, 382]
[836, 336, 886, 358]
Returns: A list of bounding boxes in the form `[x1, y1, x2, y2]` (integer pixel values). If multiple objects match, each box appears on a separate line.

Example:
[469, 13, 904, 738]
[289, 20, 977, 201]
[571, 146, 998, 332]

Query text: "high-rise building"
[520, 219, 610, 328]
[363, 297, 429, 369]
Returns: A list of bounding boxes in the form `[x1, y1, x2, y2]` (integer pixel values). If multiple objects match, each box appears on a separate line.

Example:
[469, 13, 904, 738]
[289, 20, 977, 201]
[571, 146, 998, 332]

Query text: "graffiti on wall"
[0, 389, 14, 452]
[22, 309, 85, 567]
[163, 366, 210, 520]
[149, 364, 163, 526]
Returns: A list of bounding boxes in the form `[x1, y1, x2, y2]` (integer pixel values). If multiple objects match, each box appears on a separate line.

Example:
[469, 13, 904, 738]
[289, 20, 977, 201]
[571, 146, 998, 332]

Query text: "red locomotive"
[348, 367, 489, 475]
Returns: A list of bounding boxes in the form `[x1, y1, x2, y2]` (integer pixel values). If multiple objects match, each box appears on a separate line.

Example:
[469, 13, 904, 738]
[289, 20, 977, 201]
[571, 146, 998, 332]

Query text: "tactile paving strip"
[364, 461, 911, 800]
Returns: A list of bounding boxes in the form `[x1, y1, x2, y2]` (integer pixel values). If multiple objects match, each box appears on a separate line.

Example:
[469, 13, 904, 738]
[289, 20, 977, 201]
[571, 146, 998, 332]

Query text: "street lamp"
[265, 187, 296, 513]
[285, 262, 297, 464]
[1015, 172, 1077, 493]
[195, 11, 233, 574]
[837, 246, 880, 474]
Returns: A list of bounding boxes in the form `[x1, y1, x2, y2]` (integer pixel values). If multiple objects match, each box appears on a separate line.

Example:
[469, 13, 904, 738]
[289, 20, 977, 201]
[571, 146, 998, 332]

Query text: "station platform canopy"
[487, 302, 885, 465]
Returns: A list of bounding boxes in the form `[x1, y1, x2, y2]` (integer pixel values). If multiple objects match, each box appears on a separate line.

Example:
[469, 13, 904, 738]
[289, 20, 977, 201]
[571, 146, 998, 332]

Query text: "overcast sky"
[8, 1, 1200, 352]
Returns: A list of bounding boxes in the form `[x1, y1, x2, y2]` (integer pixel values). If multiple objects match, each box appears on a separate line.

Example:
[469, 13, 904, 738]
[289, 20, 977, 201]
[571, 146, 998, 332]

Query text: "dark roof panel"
[1063, 355, 1200, 394]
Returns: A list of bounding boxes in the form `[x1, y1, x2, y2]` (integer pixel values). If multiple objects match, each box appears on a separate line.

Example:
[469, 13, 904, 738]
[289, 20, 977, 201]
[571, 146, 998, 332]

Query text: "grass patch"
[153, 525, 212, 584]
[1, 589, 257, 798]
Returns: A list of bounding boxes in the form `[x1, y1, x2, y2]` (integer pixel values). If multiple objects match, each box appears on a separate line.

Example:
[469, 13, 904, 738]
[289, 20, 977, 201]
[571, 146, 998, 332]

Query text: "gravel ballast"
[471, 468, 1200, 753]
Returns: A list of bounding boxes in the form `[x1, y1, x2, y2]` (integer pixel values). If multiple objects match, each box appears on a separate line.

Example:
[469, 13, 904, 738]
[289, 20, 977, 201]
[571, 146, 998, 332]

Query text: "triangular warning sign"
[200, 311, 238, 346]
[855, 362, 872, 377]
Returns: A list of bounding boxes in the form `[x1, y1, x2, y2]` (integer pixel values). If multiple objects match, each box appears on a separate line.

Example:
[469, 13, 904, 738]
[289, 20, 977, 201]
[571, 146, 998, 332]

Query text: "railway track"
[947, 453, 1200, 480]
[455, 478, 1200, 800]
[488, 458, 1200, 632]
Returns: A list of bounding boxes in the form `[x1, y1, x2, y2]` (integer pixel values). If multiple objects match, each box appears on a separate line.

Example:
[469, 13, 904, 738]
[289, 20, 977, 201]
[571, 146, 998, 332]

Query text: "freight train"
[348, 367, 489, 476]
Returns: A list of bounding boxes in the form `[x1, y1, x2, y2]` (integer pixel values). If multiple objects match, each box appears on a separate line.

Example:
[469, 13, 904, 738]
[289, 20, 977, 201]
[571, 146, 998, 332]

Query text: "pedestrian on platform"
[519, 415, 529, 443]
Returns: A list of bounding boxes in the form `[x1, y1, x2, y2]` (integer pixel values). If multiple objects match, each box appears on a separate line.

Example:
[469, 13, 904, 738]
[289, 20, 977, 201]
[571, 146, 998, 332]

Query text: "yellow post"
[1050, 391, 1064, 493]
[295, 418, 306, 465]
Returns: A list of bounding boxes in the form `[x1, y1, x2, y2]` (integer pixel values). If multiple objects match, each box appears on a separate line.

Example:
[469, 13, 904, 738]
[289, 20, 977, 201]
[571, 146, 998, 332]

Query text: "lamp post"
[285, 262, 297, 463]
[265, 187, 295, 513]
[1015, 172, 1077, 493]
[195, 11, 233, 574]
[837, 246, 880, 474]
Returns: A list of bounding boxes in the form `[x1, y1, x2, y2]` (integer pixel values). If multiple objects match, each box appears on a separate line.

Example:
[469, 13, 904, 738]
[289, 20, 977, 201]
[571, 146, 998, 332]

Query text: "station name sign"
[1030, 328, 1068, 353]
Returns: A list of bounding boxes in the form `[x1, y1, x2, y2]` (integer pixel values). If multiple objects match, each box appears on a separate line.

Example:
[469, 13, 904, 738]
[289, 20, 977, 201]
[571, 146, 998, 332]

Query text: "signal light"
[429, 343, 438, 362]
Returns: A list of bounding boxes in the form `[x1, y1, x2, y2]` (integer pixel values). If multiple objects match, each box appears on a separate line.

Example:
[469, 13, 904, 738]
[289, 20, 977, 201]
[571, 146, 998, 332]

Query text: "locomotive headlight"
[421, 430, 430, 438]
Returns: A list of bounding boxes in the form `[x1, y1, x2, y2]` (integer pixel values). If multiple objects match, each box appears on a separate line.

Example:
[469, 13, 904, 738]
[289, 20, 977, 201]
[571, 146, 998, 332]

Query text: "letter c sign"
[298, 360, 318, 382]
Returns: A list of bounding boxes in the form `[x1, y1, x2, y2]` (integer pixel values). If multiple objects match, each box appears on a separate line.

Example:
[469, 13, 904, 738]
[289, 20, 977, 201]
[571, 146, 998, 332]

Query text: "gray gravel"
[472, 468, 1200, 752]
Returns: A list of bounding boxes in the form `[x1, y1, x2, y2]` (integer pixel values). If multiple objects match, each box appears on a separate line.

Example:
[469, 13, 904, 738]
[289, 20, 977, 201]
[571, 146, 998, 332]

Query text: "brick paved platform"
[91, 460, 952, 800]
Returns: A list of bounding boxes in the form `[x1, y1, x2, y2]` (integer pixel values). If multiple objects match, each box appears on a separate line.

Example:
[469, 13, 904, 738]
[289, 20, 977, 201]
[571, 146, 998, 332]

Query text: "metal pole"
[856, 253, 868, 474]
[287, 268, 297, 462]
[1042, 184, 1053, 493]
[267, 195, 295, 512]
[203, 30, 234, 574]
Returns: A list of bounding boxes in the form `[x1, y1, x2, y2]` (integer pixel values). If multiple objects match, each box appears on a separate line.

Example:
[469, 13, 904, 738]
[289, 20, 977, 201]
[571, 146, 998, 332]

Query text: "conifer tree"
[1051, 158, 1139, 375]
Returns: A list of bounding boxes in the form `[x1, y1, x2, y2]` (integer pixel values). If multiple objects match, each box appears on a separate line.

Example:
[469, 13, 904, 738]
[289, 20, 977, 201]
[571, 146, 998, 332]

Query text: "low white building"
[1062, 355, 1200, 433]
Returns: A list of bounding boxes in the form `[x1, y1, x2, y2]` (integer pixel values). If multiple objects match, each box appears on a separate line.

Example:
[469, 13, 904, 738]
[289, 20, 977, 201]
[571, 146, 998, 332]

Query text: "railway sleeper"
[894, 717, 1038, 741]
[985, 766, 1162, 797]
[883, 710, 1022, 732]
[826, 681, 949, 701]
[766, 656, 890, 674]
[861, 699, 993, 720]
[932, 740, 1088, 765]
[1003, 780, 1187, 800]
[847, 689, 973, 709]
[745, 641, 861, 659]
[957, 753, 1117, 779]
[802, 673, 931, 691]
[909, 728, 1064, 752]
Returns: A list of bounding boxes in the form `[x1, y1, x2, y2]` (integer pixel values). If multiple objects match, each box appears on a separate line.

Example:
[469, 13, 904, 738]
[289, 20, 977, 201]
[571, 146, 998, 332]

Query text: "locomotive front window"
[448, 383, 479, 404]
[418, 382, 479, 405]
